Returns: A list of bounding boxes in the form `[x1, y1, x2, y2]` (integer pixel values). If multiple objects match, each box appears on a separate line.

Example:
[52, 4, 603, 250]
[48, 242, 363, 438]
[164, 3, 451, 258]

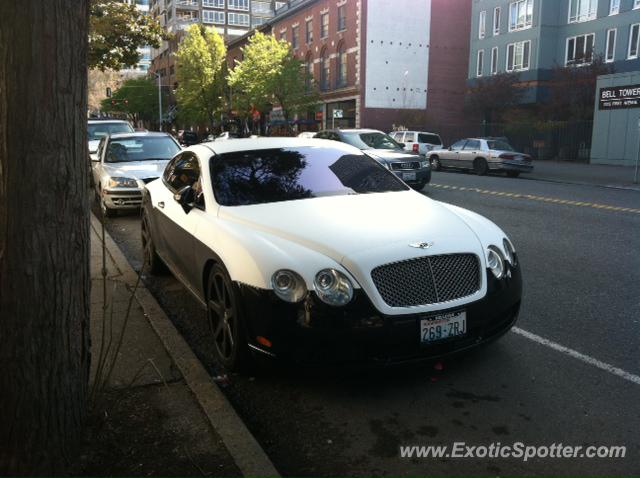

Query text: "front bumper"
[103, 188, 143, 209]
[238, 263, 522, 365]
[392, 167, 432, 186]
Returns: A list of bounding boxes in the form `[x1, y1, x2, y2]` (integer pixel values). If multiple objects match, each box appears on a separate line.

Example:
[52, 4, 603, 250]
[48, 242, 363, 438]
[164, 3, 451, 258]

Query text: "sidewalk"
[527, 160, 640, 191]
[72, 218, 247, 476]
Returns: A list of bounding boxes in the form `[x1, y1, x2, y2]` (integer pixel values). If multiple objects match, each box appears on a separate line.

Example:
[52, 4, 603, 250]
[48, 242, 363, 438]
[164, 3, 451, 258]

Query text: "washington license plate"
[402, 172, 416, 181]
[420, 311, 467, 343]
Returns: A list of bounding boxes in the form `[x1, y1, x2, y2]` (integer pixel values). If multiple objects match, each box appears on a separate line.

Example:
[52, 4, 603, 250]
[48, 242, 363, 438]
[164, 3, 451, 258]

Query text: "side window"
[164, 153, 201, 192]
[404, 133, 415, 143]
[451, 140, 467, 151]
[464, 140, 481, 150]
[328, 132, 341, 141]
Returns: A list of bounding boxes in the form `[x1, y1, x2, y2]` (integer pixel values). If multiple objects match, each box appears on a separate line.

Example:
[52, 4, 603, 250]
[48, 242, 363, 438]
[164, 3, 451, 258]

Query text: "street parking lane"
[96, 169, 640, 475]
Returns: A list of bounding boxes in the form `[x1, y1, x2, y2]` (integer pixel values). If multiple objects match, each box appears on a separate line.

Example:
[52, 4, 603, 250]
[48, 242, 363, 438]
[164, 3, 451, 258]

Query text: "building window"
[228, 0, 249, 11]
[203, 0, 224, 7]
[320, 50, 330, 90]
[609, 0, 620, 14]
[479, 11, 486, 39]
[509, 0, 533, 31]
[629, 24, 640, 59]
[292, 25, 299, 49]
[493, 7, 501, 35]
[203, 10, 225, 24]
[337, 44, 347, 87]
[306, 19, 313, 43]
[228, 12, 249, 26]
[566, 33, 595, 65]
[338, 5, 347, 31]
[477, 50, 484, 77]
[252, 16, 267, 27]
[635, 0, 640, 9]
[568, 0, 597, 23]
[491, 46, 499, 74]
[606, 28, 616, 62]
[320, 12, 329, 38]
[305, 55, 313, 90]
[506, 40, 531, 72]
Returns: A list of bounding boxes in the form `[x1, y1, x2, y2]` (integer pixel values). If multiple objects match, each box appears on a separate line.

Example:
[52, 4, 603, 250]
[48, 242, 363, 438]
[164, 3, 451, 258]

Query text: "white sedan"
[141, 138, 522, 370]
[92, 132, 182, 216]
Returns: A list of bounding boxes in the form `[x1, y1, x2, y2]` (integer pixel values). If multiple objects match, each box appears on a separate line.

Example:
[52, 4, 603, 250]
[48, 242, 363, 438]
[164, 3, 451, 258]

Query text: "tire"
[506, 171, 521, 178]
[141, 211, 165, 274]
[410, 181, 427, 191]
[473, 158, 489, 176]
[430, 156, 441, 171]
[206, 263, 250, 372]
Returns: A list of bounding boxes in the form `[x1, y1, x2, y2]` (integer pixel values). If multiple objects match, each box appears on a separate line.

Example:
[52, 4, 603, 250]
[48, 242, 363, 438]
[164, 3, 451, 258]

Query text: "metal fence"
[405, 121, 594, 161]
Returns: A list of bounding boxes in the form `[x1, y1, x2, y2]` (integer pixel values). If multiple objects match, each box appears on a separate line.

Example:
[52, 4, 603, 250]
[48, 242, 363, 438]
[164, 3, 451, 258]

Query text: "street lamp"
[154, 72, 162, 131]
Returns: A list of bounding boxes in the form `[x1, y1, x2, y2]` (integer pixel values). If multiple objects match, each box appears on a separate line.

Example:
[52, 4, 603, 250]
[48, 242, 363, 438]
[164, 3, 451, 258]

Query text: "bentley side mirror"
[174, 185, 195, 214]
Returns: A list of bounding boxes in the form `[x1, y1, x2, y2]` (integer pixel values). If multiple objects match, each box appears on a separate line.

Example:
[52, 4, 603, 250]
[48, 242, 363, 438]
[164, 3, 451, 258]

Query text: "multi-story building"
[123, 0, 152, 73]
[227, 0, 473, 138]
[149, 0, 280, 92]
[469, 0, 640, 102]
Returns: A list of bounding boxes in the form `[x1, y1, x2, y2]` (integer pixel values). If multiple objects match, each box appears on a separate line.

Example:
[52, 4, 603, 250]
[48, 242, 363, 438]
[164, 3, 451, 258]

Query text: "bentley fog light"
[503, 238, 517, 266]
[271, 270, 307, 303]
[108, 177, 138, 188]
[314, 269, 354, 306]
[487, 246, 505, 279]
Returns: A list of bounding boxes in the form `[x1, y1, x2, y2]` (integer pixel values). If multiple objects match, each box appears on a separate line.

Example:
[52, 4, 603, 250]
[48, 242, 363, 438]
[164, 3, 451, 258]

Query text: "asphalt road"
[97, 169, 640, 476]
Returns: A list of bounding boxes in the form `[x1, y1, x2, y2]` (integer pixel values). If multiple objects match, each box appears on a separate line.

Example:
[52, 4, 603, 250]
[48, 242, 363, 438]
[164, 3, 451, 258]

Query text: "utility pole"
[155, 72, 162, 131]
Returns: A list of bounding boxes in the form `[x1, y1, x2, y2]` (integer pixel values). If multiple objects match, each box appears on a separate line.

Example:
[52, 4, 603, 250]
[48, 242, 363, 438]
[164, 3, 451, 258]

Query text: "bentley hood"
[218, 191, 486, 269]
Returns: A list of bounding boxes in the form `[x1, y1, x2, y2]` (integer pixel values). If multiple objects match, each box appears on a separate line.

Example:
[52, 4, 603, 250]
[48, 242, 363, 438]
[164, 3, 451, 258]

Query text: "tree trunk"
[0, 1, 90, 473]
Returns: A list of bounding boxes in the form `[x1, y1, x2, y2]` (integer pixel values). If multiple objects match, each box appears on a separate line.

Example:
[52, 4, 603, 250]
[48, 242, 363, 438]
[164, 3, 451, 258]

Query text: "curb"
[90, 213, 280, 477]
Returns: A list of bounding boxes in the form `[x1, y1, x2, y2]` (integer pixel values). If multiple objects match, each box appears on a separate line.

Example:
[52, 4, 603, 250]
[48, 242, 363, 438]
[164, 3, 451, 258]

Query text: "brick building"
[227, 0, 473, 139]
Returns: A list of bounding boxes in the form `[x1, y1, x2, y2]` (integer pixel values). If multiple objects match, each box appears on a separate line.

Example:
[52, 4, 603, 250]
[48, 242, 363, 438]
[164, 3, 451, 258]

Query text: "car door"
[153, 152, 205, 292]
[461, 139, 481, 169]
[441, 140, 467, 167]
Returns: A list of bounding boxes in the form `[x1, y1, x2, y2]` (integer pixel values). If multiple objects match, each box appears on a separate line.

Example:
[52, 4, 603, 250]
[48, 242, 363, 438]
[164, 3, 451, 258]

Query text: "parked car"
[178, 130, 199, 146]
[428, 138, 534, 177]
[389, 130, 443, 156]
[88, 119, 134, 161]
[92, 132, 182, 217]
[141, 138, 522, 370]
[315, 128, 431, 190]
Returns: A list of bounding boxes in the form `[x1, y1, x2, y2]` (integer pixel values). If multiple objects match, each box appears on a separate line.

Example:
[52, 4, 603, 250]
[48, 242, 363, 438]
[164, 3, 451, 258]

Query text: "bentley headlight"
[503, 238, 517, 266]
[271, 270, 307, 303]
[108, 177, 138, 188]
[314, 269, 354, 306]
[487, 246, 505, 279]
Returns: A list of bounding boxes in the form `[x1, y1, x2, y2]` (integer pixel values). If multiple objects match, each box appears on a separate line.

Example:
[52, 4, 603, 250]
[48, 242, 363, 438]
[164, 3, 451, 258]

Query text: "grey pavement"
[527, 160, 640, 190]
[84, 219, 241, 476]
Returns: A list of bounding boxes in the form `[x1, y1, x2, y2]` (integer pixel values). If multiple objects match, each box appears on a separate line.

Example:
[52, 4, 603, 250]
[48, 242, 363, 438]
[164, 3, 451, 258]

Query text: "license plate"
[420, 311, 467, 343]
[402, 172, 416, 181]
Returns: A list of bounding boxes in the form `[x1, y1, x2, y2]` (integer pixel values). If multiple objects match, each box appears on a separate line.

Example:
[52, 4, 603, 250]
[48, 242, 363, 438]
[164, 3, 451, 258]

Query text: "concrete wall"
[591, 71, 640, 166]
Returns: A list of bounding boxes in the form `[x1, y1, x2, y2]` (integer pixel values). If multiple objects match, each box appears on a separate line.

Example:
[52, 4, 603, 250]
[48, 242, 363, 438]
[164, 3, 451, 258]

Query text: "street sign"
[106, 87, 112, 98]
[333, 109, 344, 119]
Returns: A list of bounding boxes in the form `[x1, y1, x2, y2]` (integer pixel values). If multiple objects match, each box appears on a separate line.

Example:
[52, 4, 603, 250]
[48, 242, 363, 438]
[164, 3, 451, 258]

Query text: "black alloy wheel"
[206, 264, 248, 371]
[431, 156, 441, 171]
[474, 158, 489, 176]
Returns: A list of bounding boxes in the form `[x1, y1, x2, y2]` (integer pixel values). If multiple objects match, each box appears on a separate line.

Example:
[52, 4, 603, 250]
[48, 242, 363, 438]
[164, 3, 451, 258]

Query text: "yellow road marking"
[430, 184, 640, 215]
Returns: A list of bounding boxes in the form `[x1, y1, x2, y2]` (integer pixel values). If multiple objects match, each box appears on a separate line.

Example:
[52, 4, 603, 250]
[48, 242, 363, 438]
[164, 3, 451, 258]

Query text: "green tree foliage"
[465, 72, 524, 123]
[175, 24, 227, 128]
[228, 32, 317, 129]
[90, 0, 165, 71]
[100, 77, 166, 126]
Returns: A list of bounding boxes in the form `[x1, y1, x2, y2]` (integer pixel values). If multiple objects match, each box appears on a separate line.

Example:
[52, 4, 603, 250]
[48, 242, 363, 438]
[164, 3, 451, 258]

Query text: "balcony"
[176, 0, 199, 10]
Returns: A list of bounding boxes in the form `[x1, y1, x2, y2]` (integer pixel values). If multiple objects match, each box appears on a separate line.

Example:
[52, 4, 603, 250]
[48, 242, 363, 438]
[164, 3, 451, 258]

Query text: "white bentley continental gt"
[141, 138, 522, 370]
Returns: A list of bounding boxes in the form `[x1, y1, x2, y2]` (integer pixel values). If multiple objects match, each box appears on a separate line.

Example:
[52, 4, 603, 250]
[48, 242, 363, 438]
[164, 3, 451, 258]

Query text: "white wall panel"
[364, 0, 431, 109]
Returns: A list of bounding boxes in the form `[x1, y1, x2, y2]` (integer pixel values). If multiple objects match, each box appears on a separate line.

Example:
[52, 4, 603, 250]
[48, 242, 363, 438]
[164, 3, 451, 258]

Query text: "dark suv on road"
[315, 128, 431, 190]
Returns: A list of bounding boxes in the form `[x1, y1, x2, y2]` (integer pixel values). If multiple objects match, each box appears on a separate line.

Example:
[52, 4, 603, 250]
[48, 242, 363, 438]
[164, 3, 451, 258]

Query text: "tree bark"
[0, 1, 90, 473]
